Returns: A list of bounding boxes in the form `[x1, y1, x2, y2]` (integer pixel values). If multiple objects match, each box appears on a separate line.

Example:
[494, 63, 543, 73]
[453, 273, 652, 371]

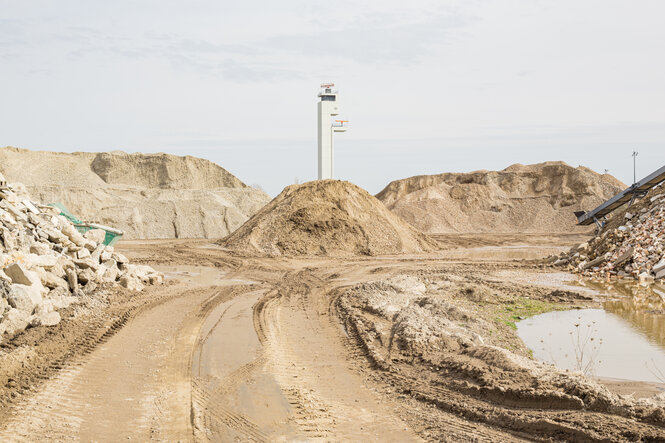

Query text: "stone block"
[1, 308, 30, 334]
[84, 229, 106, 244]
[5, 262, 40, 286]
[8, 283, 42, 313]
[30, 311, 61, 327]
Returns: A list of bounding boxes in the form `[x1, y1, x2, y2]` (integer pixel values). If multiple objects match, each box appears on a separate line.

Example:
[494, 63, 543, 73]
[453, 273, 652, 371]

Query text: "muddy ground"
[0, 235, 663, 441]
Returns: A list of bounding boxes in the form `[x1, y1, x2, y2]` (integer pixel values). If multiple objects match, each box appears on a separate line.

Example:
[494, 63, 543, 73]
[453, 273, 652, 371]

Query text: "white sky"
[1, 0, 664, 195]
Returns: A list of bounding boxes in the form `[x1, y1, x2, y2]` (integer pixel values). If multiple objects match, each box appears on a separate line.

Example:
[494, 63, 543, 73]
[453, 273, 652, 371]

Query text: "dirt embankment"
[0, 147, 271, 239]
[221, 180, 438, 256]
[376, 161, 625, 234]
[337, 268, 665, 441]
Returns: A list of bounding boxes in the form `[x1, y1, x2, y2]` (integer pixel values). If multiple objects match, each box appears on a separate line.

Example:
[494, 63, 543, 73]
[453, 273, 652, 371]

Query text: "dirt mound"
[0, 147, 270, 239]
[90, 151, 245, 189]
[221, 180, 438, 256]
[376, 161, 625, 234]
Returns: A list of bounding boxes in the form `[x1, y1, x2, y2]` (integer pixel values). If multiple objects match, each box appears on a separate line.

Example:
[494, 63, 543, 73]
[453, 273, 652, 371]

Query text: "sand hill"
[376, 162, 625, 234]
[221, 180, 438, 256]
[0, 147, 271, 239]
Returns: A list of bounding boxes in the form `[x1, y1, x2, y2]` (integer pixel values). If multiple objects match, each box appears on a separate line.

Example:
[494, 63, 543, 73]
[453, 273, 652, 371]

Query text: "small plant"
[645, 359, 665, 384]
[538, 316, 603, 376]
[569, 317, 603, 376]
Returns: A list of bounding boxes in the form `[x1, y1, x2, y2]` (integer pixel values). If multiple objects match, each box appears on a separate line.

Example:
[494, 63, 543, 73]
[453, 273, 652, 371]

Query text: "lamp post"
[632, 151, 639, 184]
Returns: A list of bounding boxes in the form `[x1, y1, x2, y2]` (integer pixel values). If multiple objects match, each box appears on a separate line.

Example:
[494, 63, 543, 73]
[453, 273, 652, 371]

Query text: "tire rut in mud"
[334, 281, 665, 442]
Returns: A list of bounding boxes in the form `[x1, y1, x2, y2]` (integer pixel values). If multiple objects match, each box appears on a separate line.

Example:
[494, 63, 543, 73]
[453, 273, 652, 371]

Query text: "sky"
[1, 0, 664, 196]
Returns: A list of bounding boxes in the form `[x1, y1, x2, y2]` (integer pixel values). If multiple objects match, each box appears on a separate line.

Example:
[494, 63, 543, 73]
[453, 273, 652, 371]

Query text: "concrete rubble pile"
[552, 188, 665, 282]
[0, 173, 163, 341]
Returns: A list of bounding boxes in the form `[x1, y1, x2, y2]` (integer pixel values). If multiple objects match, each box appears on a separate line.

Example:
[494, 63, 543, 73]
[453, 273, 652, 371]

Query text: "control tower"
[317, 83, 347, 180]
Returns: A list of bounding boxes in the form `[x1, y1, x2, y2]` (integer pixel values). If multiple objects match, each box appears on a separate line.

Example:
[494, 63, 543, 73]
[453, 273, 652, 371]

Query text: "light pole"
[632, 151, 639, 184]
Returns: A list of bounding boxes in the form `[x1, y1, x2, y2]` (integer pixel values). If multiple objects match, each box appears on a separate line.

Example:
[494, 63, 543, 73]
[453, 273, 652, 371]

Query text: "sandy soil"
[0, 236, 663, 441]
[0, 147, 270, 239]
[376, 161, 625, 234]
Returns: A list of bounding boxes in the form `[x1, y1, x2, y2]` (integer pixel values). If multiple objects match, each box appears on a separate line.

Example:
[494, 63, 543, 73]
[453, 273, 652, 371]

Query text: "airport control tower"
[317, 83, 347, 180]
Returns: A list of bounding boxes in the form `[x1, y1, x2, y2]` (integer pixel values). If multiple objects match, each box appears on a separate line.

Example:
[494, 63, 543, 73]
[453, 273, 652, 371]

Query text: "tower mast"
[317, 83, 347, 180]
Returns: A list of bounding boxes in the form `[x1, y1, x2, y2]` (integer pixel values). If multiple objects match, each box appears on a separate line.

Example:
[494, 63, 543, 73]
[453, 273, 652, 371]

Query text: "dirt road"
[0, 239, 663, 441]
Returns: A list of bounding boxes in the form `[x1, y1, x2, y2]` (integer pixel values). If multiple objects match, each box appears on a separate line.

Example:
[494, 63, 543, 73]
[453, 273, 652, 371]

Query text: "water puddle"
[517, 283, 665, 384]
[154, 265, 257, 286]
[441, 245, 569, 261]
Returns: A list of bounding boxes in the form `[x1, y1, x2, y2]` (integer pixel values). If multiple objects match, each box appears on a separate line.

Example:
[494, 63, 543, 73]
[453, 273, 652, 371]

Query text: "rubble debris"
[552, 186, 665, 281]
[0, 177, 163, 340]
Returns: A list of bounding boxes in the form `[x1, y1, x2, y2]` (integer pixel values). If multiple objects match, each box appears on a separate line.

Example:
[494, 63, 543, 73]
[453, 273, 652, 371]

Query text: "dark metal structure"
[576, 165, 665, 227]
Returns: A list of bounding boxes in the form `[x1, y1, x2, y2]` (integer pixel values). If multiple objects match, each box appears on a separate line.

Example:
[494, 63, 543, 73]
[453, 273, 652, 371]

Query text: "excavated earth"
[0, 147, 271, 239]
[1, 236, 664, 442]
[220, 179, 438, 256]
[376, 161, 625, 234]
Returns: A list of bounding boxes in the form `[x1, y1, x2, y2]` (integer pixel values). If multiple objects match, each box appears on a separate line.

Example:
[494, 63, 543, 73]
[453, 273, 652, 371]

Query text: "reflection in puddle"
[517, 283, 665, 384]
[517, 309, 665, 383]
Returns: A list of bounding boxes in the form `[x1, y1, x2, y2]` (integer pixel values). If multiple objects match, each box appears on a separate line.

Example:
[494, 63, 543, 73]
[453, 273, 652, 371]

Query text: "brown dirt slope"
[221, 180, 438, 256]
[0, 147, 271, 239]
[376, 161, 625, 234]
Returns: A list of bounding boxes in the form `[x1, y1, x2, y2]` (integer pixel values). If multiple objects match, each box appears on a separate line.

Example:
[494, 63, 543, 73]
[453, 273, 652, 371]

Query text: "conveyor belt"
[576, 164, 665, 226]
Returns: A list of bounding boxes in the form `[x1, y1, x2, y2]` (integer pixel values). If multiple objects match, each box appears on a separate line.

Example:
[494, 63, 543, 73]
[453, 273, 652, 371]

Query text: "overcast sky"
[1, 0, 664, 195]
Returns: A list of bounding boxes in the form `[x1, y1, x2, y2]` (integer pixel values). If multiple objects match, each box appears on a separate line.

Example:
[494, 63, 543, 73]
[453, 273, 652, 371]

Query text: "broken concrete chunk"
[119, 275, 144, 292]
[77, 248, 91, 259]
[653, 258, 665, 275]
[112, 252, 128, 264]
[1, 227, 16, 250]
[102, 267, 119, 283]
[102, 258, 117, 270]
[30, 242, 51, 255]
[58, 218, 85, 247]
[66, 268, 78, 291]
[84, 229, 106, 244]
[1, 308, 30, 334]
[25, 253, 59, 269]
[582, 255, 606, 270]
[0, 297, 8, 316]
[73, 258, 99, 271]
[30, 310, 61, 327]
[77, 268, 96, 285]
[614, 247, 634, 266]
[5, 262, 40, 286]
[40, 270, 69, 290]
[90, 244, 105, 263]
[8, 283, 42, 313]
[22, 199, 40, 214]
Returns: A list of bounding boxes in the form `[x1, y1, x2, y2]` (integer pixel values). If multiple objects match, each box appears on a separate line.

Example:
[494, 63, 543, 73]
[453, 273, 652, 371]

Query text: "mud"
[0, 237, 664, 441]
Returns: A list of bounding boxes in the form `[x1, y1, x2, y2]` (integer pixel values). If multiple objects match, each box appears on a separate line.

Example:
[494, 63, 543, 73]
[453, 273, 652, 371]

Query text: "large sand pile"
[0, 147, 271, 239]
[221, 180, 438, 256]
[376, 162, 625, 234]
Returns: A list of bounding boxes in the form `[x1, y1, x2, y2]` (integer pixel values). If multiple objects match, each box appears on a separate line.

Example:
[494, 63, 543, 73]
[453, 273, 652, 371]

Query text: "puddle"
[517, 283, 665, 384]
[154, 265, 257, 286]
[441, 245, 569, 261]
